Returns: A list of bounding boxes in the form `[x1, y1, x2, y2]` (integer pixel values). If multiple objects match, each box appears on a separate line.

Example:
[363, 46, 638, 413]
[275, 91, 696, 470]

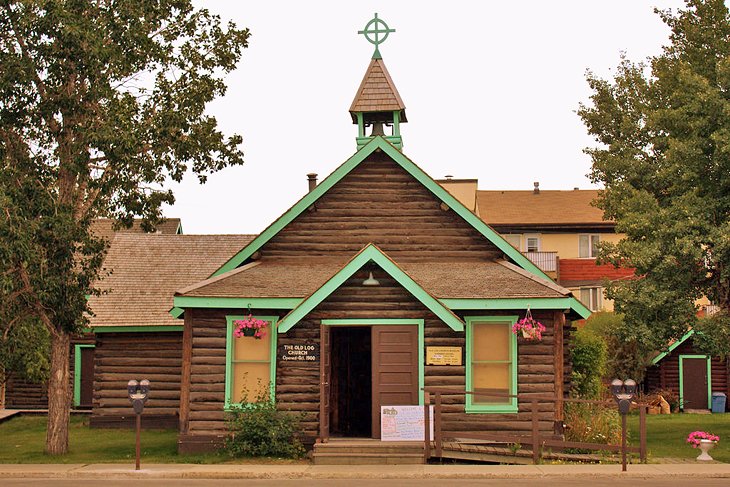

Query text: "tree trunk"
[0, 365, 6, 410]
[46, 331, 71, 455]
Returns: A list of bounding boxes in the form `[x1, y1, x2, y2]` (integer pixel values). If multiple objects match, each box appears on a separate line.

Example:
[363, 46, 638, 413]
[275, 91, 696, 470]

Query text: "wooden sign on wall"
[426, 346, 462, 366]
[278, 342, 319, 363]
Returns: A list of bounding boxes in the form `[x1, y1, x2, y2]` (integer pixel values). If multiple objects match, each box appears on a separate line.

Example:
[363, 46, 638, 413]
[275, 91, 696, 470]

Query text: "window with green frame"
[465, 316, 518, 413]
[225, 315, 278, 409]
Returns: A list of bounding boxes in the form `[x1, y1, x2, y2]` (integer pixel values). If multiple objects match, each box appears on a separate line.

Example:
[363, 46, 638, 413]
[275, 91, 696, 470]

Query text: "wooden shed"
[646, 330, 730, 411]
[173, 53, 591, 453]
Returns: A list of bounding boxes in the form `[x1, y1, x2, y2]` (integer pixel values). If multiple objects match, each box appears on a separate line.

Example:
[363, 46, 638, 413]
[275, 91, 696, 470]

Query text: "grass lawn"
[628, 412, 730, 463]
[0, 415, 308, 464]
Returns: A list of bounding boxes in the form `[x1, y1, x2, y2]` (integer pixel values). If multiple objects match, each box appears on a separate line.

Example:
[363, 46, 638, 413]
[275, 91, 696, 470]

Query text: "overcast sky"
[166, 1, 687, 234]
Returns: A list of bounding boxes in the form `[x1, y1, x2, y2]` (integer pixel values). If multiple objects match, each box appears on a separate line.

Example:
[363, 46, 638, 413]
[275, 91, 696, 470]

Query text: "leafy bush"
[582, 312, 648, 385]
[225, 387, 305, 459]
[564, 401, 623, 449]
[570, 327, 607, 399]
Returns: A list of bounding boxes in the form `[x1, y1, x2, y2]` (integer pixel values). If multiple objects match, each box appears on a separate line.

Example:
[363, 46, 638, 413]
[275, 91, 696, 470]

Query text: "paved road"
[4, 480, 730, 487]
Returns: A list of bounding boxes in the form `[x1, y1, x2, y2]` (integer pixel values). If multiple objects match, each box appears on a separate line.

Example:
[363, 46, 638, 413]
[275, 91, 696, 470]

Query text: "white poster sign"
[380, 405, 434, 441]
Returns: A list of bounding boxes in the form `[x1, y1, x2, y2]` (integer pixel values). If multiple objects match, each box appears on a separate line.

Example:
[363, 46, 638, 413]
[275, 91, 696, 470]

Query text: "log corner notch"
[553, 310, 566, 434]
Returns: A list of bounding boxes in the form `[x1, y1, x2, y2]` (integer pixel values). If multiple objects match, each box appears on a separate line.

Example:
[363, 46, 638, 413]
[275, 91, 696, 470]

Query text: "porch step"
[313, 452, 424, 465]
[312, 441, 425, 465]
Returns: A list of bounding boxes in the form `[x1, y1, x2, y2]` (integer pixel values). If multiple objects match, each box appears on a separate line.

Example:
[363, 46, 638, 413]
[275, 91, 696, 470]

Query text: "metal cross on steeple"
[358, 13, 395, 59]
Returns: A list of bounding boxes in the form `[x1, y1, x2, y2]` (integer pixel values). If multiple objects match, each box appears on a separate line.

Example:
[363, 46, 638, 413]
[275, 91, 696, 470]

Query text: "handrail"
[422, 388, 647, 468]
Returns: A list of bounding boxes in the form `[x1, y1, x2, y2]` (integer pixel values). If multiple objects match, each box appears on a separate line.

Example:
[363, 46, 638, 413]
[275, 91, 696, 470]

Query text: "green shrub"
[582, 312, 649, 384]
[570, 328, 607, 399]
[564, 401, 623, 449]
[225, 388, 305, 459]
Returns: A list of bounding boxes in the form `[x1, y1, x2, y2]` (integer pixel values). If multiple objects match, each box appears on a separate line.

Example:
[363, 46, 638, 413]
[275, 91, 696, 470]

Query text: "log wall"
[4, 334, 94, 409]
[181, 271, 566, 445]
[260, 153, 501, 262]
[90, 331, 182, 428]
[645, 338, 729, 411]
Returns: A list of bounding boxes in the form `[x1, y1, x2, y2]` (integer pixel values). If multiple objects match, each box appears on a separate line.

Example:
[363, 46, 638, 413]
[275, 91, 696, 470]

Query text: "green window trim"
[465, 316, 518, 414]
[73, 344, 95, 408]
[678, 354, 712, 410]
[224, 315, 279, 410]
[321, 318, 425, 406]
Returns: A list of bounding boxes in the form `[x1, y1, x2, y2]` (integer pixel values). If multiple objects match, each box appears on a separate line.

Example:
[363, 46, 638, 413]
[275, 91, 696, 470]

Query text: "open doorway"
[330, 327, 372, 437]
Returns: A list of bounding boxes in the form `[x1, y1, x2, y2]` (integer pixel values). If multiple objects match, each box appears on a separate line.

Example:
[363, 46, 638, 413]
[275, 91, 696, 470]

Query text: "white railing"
[522, 251, 558, 272]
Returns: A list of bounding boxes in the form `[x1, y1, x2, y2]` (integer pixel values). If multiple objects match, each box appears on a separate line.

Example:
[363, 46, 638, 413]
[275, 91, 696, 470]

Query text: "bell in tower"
[350, 14, 407, 150]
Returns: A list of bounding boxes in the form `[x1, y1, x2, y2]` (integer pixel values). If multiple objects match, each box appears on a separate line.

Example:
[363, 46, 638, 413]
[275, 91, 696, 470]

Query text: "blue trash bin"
[711, 392, 726, 413]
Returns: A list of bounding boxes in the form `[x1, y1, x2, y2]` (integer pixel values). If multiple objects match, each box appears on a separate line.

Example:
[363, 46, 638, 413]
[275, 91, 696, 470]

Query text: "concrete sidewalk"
[1, 463, 729, 480]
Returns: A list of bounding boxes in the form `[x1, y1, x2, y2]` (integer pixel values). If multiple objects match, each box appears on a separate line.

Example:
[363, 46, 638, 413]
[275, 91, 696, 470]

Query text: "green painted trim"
[393, 111, 401, 137]
[210, 137, 551, 282]
[465, 316, 519, 414]
[678, 354, 712, 410]
[651, 330, 695, 365]
[440, 297, 590, 320]
[92, 326, 183, 333]
[357, 112, 365, 138]
[169, 307, 184, 319]
[321, 319, 423, 325]
[224, 315, 279, 410]
[174, 296, 301, 309]
[321, 318, 425, 406]
[278, 244, 464, 333]
[73, 344, 96, 408]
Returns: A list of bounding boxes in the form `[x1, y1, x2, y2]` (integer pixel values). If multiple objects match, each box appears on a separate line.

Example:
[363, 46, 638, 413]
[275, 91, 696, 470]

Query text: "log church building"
[171, 17, 589, 452]
[4, 15, 593, 455]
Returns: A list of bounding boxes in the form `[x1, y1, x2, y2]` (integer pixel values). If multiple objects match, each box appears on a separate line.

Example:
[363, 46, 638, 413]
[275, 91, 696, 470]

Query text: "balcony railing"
[522, 251, 558, 272]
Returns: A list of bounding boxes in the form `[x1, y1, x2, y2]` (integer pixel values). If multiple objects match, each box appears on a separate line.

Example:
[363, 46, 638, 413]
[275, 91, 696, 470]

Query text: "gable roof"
[88, 233, 254, 328]
[277, 244, 464, 333]
[477, 190, 612, 227]
[651, 330, 695, 365]
[211, 137, 551, 281]
[349, 58, 407, 122]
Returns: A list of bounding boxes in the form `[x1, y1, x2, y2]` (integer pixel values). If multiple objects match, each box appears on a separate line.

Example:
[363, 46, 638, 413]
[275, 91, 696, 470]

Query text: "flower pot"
[521, 328, 538, 340]
[241, 327, 256, 337]
[697, 439, 716, 461]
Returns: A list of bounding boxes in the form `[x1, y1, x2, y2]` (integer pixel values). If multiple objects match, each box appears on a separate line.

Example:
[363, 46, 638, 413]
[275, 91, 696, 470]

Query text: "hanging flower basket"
[512, 309, 546, 341]
[233, 315, 268, 340]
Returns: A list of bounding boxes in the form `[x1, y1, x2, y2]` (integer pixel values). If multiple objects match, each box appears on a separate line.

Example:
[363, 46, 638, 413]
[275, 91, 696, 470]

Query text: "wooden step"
[313, 452, 424, 465]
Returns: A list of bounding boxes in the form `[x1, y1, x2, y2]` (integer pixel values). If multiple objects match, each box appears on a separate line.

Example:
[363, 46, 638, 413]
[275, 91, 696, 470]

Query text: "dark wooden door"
[319, 324, 331, 442]
[79, 347, 95, 409]
[682, 357, 709, 409]
[371, 325, 419, 439]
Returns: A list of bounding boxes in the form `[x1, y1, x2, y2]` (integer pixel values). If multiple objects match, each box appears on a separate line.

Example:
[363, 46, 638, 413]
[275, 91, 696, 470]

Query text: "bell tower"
[350, 14, 407, 150]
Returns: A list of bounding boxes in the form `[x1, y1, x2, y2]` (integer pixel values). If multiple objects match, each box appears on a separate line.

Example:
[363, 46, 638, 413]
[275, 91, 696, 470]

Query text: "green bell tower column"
[350, 14, 407, 150]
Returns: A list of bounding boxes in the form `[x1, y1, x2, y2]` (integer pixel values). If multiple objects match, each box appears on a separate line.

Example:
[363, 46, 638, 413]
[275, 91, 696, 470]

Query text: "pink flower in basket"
[233, 315, 268, 340]
[512, 316, 546, 341]
[687, 431, 720, 448]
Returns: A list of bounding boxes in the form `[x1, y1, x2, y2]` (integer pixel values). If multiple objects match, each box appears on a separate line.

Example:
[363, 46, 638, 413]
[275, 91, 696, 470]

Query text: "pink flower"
[687, 431, 720, 448]
[233, 315, 269, 340]
[512, 316, 546, 341]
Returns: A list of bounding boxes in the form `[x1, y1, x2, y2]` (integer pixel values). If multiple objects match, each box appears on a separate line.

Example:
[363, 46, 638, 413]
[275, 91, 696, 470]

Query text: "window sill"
[465, 405, 518, 414]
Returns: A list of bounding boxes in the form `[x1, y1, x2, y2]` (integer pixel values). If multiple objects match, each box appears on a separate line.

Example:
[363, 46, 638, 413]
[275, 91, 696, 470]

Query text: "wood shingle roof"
[349, 58, 407, 121]
[88, 233, 254, 328]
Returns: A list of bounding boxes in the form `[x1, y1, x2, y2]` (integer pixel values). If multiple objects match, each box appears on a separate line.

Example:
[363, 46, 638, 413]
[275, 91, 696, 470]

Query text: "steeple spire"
[351, 14, 407, 150]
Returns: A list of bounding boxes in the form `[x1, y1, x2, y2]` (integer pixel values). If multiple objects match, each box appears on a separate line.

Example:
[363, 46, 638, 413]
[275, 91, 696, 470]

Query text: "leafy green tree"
[578, 0, 730, 358]
[0, 1, 248, 454]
